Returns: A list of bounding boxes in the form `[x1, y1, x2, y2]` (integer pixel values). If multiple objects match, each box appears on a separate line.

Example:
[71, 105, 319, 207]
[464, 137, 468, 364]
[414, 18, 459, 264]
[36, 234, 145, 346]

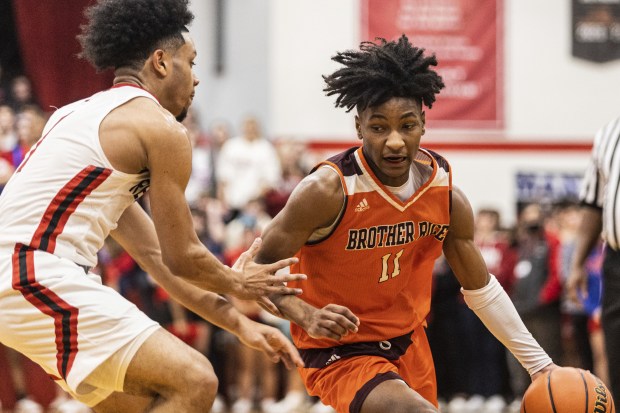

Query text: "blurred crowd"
[0, 76, 607, 413]
[429, 202, 606, 413]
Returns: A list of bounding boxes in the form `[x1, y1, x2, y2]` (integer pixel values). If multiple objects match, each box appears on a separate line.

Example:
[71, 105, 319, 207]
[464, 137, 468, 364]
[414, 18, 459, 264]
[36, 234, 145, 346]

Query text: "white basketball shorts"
[0, 244, 160, 406]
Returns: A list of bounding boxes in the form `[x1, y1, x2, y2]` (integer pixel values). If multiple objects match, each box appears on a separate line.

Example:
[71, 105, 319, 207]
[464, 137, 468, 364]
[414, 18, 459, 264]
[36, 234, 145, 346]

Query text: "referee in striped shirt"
[568, 117, 620, 400]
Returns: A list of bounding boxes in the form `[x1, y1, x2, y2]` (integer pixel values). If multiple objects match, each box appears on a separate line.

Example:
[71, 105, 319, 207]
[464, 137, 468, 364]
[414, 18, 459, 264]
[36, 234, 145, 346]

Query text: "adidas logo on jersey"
[325, 354, 341, 366]
[355, 198, 370, 212]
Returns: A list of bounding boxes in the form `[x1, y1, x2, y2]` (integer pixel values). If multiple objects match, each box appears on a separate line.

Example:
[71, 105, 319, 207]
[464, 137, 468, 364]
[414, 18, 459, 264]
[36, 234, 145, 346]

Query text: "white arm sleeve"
[461, 274, 553, 375]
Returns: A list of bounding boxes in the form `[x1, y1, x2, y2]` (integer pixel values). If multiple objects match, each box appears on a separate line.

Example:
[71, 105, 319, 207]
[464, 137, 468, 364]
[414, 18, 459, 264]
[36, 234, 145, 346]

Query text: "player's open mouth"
[384, 156, 407, 164]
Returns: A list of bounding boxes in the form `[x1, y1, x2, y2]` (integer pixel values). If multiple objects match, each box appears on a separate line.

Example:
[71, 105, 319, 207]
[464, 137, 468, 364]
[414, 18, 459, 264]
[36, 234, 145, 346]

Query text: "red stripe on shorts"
[12, 244, 80, 380]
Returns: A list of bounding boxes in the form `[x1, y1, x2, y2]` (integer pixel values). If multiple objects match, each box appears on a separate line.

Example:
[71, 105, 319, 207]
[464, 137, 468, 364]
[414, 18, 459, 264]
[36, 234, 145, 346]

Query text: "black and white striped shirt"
[581, 117, 620, 250]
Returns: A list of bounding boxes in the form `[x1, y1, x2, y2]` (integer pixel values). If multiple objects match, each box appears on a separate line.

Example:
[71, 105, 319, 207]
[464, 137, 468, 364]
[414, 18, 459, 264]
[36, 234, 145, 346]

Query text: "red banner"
[361, 0, 504, 129]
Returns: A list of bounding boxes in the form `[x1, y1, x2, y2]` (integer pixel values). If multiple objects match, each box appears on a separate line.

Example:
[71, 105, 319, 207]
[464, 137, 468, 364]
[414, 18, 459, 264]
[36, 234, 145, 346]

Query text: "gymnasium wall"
[190, 0, 610, 225]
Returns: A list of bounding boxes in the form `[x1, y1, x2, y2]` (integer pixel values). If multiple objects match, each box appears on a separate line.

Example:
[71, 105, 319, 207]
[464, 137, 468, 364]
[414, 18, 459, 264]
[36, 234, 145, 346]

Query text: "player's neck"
[113, 68, 148, 91]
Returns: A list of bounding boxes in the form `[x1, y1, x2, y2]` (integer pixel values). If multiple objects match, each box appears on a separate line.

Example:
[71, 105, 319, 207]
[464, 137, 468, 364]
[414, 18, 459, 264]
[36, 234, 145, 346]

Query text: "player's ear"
[421, 111, 426, 136]
[151, 49, 168, 77]
[355, 116, 362, 140]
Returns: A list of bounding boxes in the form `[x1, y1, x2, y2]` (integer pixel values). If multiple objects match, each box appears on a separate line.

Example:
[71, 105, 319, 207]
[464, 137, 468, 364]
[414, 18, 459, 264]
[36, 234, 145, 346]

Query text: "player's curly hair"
[77, 0, 194, 71]
[323, 35, 445, 112]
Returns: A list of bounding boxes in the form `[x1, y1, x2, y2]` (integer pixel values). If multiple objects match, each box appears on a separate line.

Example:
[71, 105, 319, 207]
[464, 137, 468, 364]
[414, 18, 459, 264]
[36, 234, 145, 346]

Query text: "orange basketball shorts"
[297, 328, 437, 413]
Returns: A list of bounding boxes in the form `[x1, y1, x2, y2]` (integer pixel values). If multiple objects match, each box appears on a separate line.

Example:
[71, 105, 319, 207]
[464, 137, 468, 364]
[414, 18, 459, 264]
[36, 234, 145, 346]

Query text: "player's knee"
[181, 360, 219, 403]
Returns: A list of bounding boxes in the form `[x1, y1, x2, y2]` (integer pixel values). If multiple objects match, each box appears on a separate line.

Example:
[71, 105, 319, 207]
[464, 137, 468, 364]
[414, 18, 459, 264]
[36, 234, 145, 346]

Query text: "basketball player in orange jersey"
[0, 1, 305, 412]
[255, 36, 559, 413]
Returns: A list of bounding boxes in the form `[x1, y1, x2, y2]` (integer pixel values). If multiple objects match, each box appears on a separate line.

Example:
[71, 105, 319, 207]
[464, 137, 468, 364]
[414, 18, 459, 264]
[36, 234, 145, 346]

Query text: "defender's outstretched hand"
[231, 238, 306, 301]
[237, 318, 304, 369]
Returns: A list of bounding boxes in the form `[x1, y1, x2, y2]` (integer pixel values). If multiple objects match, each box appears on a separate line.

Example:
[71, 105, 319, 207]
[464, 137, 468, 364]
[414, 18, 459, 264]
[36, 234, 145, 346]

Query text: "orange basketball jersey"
[290, 146, 452, 350]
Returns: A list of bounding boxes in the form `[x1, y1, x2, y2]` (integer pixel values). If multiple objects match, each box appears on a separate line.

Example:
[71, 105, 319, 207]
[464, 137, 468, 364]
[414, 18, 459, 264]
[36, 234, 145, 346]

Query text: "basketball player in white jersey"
[0, 1, 305, 412]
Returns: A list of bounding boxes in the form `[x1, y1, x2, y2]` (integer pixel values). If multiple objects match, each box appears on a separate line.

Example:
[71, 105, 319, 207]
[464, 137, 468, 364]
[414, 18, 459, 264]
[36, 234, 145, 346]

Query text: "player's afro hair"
[323, 35, 445, 112]
[78, 0, 194, 71]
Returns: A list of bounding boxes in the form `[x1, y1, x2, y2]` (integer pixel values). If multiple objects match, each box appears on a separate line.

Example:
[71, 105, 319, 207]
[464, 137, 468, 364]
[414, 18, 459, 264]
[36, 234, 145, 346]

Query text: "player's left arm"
[110, 202, 303, 368]
[255, 168, 360, 341]
[443, 186, 557, 380]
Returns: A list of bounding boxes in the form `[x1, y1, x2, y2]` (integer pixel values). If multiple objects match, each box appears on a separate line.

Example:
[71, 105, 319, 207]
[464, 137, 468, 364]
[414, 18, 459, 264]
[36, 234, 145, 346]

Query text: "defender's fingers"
[267, 257, 299, 272]
[271, 273, 307, 284]
[280, 349, 304, 369]
[260, 340, 279, 363]
[243, 238, 262, 259]
[232, 238, 262, 270]
[257, 296, 281, 316]
[266, 285, 303, 296]
[284, 345, 304, 368]
[280, 352, 296, 370]
[270, 334, 304, 369]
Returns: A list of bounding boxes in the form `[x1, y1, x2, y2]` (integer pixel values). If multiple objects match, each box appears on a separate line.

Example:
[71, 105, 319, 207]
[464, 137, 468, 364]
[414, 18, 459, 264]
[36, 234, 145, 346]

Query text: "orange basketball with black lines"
[520, 367, 615, 413]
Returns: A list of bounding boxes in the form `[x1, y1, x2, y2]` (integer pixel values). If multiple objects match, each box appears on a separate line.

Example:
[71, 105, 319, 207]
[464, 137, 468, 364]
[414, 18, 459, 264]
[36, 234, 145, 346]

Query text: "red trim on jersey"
[30, 165, 112, 253]
[16, 111, 75, 173]
[11, 244, 80, 380]
[111, 83, 160, 103]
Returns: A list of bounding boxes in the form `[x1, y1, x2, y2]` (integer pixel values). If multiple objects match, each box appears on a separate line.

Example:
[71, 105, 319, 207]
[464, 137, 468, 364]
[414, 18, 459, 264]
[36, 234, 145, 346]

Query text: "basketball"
[520, 367, 615, 413]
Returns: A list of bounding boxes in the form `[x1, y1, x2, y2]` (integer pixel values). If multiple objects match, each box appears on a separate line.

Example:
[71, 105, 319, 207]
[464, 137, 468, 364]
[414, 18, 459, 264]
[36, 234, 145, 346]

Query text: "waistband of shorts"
[0, 243, 91, 273]
[298, 330, 414, 369]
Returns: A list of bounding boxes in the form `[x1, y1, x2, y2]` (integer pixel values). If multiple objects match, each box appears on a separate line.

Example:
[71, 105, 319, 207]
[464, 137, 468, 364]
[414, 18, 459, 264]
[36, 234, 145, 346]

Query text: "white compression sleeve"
[461, 275, 553, 375]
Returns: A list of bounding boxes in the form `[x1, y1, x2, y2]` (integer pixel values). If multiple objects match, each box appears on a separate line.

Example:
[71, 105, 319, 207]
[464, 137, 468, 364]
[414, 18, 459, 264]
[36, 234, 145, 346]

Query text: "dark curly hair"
[323, 35, 445, 112]
[77, 0, 195, 71]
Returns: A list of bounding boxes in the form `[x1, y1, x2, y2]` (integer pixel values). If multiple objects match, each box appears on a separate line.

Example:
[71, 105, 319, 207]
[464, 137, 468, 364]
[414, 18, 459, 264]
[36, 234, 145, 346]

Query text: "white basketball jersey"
[0, 85, 155, 267]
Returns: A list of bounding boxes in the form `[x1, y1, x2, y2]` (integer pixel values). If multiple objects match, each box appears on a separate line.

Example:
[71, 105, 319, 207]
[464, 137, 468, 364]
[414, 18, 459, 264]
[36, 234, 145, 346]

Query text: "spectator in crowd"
[7, 75, 37, 113]
[464, 209, 511, 410]
[1, 343, 92, 413]
[0, 105, 17, 191]
[566, 235, 608, 386]
[2, 344, 44, 413]
[0, 156, 12, 192]
[206, 119, 232, 198]
[547, 200, 595, 371]
[0, 64, 7, 104]
[427, 255, 470, 407]
[182, 108, 214, 205]
[216, 116, 281, 221]
[223, 226, 281, 413]
[225, 197, 273, 255]
[265, 137, 309, 217]
[8, 107, 46, 168]
[505, 203, 563, 405]
[0, 104, 17, 152]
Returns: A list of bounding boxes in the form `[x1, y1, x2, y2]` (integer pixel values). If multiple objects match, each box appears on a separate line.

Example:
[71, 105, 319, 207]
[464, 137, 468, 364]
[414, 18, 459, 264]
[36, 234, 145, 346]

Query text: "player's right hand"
[230, 238, 306, 300]
[530, 362, 559, 382]
[305, 304, 360, 341]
